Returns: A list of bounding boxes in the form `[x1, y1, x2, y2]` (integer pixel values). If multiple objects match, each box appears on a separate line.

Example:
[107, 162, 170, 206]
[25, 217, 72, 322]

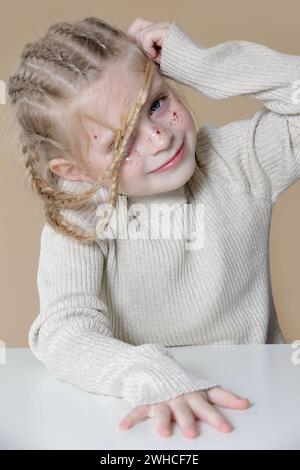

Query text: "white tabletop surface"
[0, 345, 299, 450]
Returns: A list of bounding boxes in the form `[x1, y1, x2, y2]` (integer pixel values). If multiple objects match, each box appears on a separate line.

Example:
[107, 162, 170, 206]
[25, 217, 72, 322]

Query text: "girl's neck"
[127, 184, 188, 207]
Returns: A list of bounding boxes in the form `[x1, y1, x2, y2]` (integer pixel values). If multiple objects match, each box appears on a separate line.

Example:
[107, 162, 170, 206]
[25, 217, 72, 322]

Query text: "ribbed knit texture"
[28, 22, 300, 407]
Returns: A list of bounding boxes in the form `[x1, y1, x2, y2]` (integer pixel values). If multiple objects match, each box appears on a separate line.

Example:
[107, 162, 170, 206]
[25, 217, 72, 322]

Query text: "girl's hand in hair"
[127, 18, 171, 64]
[118, 386, 250, 439]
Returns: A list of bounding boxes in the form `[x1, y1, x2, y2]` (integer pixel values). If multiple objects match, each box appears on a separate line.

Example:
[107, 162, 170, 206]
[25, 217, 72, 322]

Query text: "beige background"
[0, 0, 299, 346]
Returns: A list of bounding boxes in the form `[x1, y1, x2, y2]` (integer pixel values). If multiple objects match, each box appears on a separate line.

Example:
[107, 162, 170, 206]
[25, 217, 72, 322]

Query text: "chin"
[165, 160, 196, 193]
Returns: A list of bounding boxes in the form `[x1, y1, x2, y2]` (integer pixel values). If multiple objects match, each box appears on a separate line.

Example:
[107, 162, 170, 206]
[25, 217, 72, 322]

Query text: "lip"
[148, 143, 185, 174]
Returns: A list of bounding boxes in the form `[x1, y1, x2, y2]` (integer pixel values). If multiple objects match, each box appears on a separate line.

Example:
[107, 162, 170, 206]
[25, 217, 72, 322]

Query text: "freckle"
[171, 111, 180, 122]
[168, 110, 181, 128]
[133, 148, 142, 157]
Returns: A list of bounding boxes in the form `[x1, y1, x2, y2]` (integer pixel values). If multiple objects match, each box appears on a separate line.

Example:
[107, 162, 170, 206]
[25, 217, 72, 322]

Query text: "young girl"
[7, 15, 300, 440]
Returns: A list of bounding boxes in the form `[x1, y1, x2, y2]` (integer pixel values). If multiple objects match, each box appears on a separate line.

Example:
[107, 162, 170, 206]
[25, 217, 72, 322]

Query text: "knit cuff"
[122, 343, 218, 407]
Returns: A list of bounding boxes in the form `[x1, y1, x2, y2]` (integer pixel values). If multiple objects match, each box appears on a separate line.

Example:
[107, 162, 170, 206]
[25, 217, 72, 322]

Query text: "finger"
[187, 393, 233, 433]
[144, 28, 165, 46]
[127, 18, 154, 37]
[207, 386, 250, 410]
[140, 33, 162, 60]
[118, 405, 149, 430]
[169, 400, 199, 438]
[152, 404, 173, 438]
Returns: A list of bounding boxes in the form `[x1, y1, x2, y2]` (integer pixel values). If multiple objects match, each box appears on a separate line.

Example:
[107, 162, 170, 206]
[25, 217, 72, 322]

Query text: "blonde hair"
[7, 16, 197, 244]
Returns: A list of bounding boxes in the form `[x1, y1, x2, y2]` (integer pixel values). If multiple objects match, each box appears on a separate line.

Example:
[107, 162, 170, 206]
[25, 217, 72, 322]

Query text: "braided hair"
[7, 16, 157, 244]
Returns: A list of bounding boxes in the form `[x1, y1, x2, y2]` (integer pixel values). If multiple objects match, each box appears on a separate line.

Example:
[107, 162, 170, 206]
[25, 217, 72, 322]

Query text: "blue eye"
[108, 95, 168, 153]
[150, 95, 168, 114]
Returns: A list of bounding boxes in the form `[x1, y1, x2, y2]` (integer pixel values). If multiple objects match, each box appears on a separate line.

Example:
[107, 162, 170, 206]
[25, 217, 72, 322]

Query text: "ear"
[49, 158, 93, 183]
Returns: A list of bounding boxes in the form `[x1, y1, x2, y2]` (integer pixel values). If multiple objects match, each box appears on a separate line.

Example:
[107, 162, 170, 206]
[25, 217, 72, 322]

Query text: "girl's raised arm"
[158, 22, 300, 205]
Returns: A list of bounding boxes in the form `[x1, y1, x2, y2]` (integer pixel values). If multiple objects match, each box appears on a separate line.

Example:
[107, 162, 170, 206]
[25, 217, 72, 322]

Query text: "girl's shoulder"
[194, 118, 254, 195]
[195, 119, 249, 168]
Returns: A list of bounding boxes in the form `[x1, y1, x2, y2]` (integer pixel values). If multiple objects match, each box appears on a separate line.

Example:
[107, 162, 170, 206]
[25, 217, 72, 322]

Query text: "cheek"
[119, 147, 143, 179]
[167, 98, 194, 132]
[87, 137, 116, 175]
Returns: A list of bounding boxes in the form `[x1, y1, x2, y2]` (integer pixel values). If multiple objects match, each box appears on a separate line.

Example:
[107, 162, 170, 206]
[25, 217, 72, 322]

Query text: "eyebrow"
[112, 80, 167, 146]
[124, 77, 167, 126]
[145, 76, 165, 107]
[116, 76, 162, 123]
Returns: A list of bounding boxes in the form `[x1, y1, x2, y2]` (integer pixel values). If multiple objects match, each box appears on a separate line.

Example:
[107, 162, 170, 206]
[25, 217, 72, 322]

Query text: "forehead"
[79, 64, 165, 133]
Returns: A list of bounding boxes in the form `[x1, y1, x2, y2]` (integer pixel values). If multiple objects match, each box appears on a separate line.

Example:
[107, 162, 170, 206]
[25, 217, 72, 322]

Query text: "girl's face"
[51, 64, 197, 197]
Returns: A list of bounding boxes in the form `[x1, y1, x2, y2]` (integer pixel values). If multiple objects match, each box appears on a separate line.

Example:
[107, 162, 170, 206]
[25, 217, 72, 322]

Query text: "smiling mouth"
[148, 142, 184, 173]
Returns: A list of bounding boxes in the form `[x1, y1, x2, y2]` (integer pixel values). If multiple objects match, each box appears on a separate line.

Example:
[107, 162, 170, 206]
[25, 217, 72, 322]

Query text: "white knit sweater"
[28, 22, 300, 407]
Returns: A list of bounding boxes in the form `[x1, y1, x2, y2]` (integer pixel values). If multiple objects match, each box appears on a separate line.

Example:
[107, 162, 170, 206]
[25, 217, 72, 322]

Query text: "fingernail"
[185, 428, 198, 438]
[242, 398, 250, 406]
[219, 423, 233, 433]
[159, 427, 171, 437]
[119, 420, 130, 429]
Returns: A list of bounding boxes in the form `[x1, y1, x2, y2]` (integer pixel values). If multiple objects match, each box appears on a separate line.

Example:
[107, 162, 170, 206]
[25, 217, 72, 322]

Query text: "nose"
[148, 126, 173, 156]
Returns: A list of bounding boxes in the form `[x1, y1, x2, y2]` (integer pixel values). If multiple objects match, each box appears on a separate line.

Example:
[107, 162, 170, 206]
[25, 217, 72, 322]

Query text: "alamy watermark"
[96, 200, 205, 251]
[291, 340, 300, 365]
[0, 340, 6, 365]
[0, 80, 6, 104]
[291, 80, 300, 105]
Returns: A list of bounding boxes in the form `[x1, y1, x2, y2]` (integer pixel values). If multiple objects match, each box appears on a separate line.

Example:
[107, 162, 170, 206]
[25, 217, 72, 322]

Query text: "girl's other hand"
[127, 18, 171, 64]
[118, 386, 250, 439]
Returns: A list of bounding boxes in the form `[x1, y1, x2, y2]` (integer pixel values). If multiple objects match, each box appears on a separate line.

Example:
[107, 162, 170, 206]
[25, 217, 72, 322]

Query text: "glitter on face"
[133, 147, 142, 158]
[79, 72, 197, 193]
[168, 109, 180, 126]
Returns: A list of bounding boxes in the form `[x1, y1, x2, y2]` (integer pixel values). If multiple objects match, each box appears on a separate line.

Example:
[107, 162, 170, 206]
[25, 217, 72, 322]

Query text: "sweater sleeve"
[160, 22, 300, 205]
[28, 221, 217, 408]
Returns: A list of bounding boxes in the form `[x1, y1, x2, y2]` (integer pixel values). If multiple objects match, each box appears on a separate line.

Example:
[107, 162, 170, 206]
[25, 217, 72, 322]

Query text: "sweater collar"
[56, 177, 192, 239]
[126, 184, 189, 221]
[58, 178, 190, 220]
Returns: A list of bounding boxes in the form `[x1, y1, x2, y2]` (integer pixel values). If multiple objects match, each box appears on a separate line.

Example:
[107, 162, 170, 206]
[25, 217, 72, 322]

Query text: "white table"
[0, 345, 299, 450]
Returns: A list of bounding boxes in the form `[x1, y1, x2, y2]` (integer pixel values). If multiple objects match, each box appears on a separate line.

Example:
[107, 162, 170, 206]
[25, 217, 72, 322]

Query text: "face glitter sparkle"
[168, 110, 180, 127]
[77, 64, 197, 196]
